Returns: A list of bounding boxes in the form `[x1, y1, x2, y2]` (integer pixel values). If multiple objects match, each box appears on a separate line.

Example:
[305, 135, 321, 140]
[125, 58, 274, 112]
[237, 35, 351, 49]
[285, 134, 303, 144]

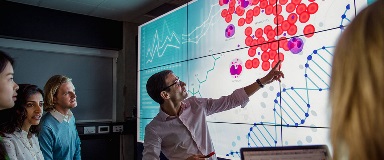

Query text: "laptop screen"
[240, 145, 331, 160]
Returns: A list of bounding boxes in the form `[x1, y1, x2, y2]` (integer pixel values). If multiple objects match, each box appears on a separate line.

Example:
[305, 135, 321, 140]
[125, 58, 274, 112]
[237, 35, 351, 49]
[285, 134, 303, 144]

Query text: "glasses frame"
[162, 76, 180, 91]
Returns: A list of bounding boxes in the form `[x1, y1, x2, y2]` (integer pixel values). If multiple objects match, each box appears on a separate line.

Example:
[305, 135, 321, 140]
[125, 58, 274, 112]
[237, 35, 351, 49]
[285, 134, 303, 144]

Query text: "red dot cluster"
[220, 0, 319, 71]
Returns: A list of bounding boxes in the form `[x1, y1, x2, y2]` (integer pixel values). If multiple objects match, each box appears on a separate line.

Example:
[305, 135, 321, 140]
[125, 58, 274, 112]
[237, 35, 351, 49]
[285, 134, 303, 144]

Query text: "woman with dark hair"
[0, 50, 19, 160]
[0, 84, 44, 160]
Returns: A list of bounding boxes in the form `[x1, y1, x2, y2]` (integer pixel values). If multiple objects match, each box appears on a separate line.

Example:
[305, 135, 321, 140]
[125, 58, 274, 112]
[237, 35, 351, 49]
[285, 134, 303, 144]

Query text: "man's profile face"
[54, 81, 77, 110]
[164, 73, 188, 101]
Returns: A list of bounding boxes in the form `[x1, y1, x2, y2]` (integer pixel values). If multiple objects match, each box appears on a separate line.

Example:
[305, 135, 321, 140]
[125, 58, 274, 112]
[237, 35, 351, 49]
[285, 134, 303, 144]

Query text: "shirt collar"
[158, 101, 187, 121]
[50, 109, 73, 123]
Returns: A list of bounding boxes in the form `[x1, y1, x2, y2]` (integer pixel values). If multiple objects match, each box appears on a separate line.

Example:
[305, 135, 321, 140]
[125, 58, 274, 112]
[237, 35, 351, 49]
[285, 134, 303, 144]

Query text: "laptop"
[240, 145, 331, 160]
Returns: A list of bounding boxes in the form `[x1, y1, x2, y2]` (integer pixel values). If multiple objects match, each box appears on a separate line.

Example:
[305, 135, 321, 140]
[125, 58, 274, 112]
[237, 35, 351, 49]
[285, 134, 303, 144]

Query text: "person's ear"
[160, 91, 170, 100]
[53, 97, 57, 104]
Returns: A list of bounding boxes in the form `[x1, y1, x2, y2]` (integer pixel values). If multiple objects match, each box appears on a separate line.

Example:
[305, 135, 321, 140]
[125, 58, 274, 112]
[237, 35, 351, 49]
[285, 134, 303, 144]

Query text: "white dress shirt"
[3, 130, 44, 160]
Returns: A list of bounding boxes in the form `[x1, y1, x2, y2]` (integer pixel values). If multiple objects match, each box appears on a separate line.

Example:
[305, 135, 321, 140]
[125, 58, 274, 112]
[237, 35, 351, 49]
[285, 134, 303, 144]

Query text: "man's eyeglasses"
[162, 76, 180, 91]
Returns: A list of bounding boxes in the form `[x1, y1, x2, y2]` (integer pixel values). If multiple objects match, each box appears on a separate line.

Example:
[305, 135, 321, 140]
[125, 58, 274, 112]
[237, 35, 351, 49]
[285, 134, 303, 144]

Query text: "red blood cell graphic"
[296, 3, 307, 15]
[267, 30, 276, 40]
[299, 11, 310, 23]
[236, 6, 245, 16]
[252, 58, 260, 68]
[260, 1, 268, 9]
[255, 28, 263, 38]
[274, 53, 285, 61]
[221, 9, 228, 18]
[264, 25, 273, 34]
[218, 0, 319, 72]
[228, 6, 235, 14]
[279, 37, 288, 46]
[229, 0, 236, 6]
[273, 5, 282, 15]
[252, 0, 260, 5]
[307, 3, 319, 14]
[271, 60, 282, 70]
[278, 37, 289, 51]
[269, 50, 277, 60]
[246, 9, 254, 18]
[238, 18, 245, 26]
[286, 3, 296, 13]
[245, 36, 253, 46]
[304, 24, 315, 37]
[245, 60, 253, 69]
[265, 5, 274, 15]
[261, 52, 270, 61]
[245, 27, 253, 36]
[292, 0, 302, 5]
[279, 0, 288, 5]
[287, 24, 297, 35]
[269, 0, 277, 4]
[261, 43, 269, 51]
[251, 40, 258, 49]
[287, 13, 298, 24]
[274, 15, 284, 25]
[257, 37, 265, 44]
[262, 61, 270, 71]
[225, 14, 232, 23]
[274, 26, 283, 36]
[281, 20, 290, 31]
[253, 6, 261, 16]
[270, 41, 278, 50]
[248, 48, 256, 57]
[219, 0, 224, 6]
[246, 17, 253, 24]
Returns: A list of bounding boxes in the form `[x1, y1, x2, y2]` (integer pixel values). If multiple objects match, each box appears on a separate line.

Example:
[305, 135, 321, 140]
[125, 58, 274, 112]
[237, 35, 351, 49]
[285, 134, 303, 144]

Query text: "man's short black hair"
[0, 50, 14, 73]
[146, 70, 173, 104]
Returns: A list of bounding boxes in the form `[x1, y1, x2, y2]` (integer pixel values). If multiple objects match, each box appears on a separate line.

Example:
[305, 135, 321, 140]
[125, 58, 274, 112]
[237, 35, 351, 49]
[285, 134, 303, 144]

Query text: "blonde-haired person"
[330, 1, 384, 160]
[38, 75, 81, 160]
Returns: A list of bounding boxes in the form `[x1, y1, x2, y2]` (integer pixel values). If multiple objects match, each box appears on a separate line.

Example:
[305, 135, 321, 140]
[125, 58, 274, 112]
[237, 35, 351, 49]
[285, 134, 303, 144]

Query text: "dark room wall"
[0, 0, 123, 50]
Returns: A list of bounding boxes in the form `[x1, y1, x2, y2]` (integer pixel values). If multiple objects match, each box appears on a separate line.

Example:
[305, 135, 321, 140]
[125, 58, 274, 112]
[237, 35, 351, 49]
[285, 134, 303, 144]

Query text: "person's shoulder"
[1, 132, 18, 142]
[40, 113, 60, 130]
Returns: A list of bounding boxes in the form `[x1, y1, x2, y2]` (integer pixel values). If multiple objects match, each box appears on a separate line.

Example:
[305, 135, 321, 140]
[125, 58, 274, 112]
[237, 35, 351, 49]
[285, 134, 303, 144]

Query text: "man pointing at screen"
[143, 61, 284, 160]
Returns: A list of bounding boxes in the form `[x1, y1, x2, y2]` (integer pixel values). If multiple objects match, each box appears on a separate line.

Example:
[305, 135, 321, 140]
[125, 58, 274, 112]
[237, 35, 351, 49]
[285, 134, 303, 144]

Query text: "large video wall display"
[138, 0, 370, 159]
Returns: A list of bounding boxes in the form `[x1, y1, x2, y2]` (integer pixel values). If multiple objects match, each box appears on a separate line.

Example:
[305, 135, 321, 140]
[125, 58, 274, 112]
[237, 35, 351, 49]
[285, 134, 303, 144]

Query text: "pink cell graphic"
[230, 58, 243, 78]
[288, 37, 304, 54]
[225, 24, 236, 38]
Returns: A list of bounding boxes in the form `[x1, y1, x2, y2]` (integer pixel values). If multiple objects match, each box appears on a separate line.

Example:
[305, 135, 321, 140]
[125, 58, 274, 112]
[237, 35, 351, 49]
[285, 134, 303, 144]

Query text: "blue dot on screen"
[307, 104, 310, 108]
[305, 113, 309, 117]
[305, 63, 309, 68]
[313, 50, 317, 54]
[307, 55, 312, 60]
[346, 4, 350, 10]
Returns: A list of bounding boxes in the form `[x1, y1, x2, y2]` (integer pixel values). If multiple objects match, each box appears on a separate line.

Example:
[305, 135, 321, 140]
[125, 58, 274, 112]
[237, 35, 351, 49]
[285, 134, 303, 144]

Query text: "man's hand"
[261, 60, 284, 85]
[186, 154, 206, 160]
